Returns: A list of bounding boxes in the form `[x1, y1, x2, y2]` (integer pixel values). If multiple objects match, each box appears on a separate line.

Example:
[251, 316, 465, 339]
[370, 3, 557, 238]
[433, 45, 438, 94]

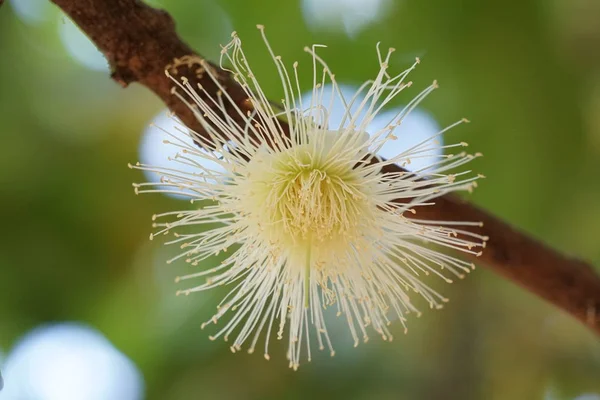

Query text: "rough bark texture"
[50, 0, 600, 335]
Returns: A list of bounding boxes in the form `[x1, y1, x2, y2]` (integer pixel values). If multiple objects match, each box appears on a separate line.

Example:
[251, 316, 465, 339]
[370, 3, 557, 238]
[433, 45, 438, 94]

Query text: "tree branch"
[49, 0, 600, 335]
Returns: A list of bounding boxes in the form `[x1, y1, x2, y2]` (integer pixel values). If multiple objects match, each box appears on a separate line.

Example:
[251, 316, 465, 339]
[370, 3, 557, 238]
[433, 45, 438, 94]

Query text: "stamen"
[130, 29, 485, 369]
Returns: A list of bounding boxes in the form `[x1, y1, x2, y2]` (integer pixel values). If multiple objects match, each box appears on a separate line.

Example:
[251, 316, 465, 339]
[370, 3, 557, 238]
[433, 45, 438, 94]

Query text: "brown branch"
[49, 0, 600, 335]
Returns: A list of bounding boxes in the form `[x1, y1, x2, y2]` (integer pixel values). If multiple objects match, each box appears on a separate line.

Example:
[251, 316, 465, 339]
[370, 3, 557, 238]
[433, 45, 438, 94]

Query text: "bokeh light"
[302, 0, 391, 37]
[138, 110, 227, 198]
[9, 0, 52, 25]
[58, 16, 109, 72]
[300, 84, 442, 171]
[0, 323, 144, 400]
[574, 395, 600, 400]
[0, 349, 4, 392]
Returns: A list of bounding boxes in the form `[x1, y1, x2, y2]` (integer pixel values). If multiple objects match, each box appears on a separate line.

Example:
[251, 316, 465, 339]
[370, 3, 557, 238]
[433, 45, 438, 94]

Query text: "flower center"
[236, 139, 374, 255]
[279, 167, 357, 241]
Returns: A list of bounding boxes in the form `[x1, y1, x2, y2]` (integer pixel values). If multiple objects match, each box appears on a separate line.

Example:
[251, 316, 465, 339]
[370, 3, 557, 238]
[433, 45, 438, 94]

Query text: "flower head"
[131, 26, 486, 369]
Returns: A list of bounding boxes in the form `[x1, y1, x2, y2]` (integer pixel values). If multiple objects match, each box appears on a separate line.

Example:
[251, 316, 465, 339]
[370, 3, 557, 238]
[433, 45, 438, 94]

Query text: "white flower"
[130, 26, 486, 369]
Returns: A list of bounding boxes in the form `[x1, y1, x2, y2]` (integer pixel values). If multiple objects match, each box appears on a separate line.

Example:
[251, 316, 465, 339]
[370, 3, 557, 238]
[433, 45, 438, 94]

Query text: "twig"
[49, 0, 600, 335]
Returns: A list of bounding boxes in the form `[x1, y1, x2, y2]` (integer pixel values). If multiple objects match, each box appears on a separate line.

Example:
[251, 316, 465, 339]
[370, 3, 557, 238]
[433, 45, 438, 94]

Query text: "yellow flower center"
[236, 136, 375, 261]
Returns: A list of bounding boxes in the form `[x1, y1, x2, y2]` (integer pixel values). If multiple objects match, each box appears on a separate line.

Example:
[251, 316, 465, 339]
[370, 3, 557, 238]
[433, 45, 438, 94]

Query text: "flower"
[130, 26, 486, 369]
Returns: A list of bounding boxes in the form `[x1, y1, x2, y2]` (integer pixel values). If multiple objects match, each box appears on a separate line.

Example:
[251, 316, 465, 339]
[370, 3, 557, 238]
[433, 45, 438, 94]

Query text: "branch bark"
[50, 0, 600, 335]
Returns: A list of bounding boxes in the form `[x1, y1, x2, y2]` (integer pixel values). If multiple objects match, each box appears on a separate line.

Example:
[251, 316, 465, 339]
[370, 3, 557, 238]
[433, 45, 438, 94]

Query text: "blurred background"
[1, 0, 600, 399]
